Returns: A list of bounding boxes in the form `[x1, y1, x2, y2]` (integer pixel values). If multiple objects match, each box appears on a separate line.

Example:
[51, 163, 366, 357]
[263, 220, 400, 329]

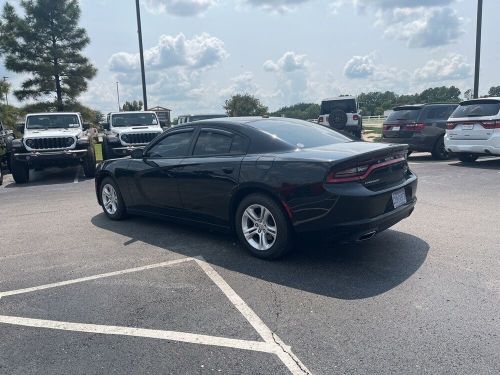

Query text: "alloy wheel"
[241, 204, 278, 251]
[102, 183, 118, 215]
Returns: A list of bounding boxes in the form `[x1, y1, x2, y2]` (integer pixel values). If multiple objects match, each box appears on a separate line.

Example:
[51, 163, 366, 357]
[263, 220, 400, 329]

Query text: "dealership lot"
[0, 155, 499, 374]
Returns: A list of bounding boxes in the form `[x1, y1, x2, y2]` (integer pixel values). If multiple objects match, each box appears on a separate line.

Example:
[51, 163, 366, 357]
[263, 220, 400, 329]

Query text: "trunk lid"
[383, 106, 423, 138]
[447, 99, 500, 140]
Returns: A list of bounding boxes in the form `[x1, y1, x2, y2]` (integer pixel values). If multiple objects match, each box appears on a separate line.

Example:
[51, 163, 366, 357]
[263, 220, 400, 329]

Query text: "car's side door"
[126, 128, 195, 216]
[177, 127, 249, 227]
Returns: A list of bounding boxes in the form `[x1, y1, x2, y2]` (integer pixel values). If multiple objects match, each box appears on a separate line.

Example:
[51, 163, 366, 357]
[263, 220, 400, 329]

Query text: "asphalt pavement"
[0, 154, 499, 374]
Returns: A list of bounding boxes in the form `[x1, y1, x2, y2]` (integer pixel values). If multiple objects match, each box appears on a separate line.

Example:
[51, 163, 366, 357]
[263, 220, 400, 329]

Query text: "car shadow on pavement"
[91, 213, 429, 300]
[448, 157, 500, 170]
[3, 166, 86, 188]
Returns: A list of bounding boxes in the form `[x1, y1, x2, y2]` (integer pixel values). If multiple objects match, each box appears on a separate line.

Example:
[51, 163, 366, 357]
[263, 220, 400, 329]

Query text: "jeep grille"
[27, 137, 74, 150]
[121, 132, 159, 145]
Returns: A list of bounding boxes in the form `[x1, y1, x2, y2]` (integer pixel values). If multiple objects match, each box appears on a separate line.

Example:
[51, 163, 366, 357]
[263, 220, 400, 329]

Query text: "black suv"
[381, 103, 458, 160]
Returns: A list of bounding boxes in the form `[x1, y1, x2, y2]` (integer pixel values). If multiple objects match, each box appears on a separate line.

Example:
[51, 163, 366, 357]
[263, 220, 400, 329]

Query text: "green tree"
[270, 103, 320, 120]
[418, 86, 461, 103]
[463, 89, 473, 100]
[0, 0, 97, 111]
[0, 79, 9, 104]
[224, 94, 268, 117]
[358, 91, 398, 116]
[122, 100, 143, 111]
[487, 86, 500, 97]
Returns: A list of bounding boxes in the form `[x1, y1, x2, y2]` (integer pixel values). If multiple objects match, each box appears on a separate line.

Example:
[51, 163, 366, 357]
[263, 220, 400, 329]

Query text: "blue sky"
[2, 0, 500, 117]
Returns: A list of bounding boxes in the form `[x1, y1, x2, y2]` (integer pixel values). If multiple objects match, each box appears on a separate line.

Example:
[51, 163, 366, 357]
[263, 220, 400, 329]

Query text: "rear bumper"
[381, 135, 436, 152]
[444, 136, 500, 155]
[13, 149, 88, 162]
[293, 174, 418, 239]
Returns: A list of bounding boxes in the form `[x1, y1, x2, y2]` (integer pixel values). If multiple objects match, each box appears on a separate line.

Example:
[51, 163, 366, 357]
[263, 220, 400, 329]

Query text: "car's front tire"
[100, 177, 127, 220]
[458, 153, 478, 163]
[431, 137, 449, 160]
[235, 194, 293, 260]
[10, 155, 29, 184]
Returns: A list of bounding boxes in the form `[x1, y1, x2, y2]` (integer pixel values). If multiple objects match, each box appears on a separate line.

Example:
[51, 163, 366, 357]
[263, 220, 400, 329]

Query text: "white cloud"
[242, 0, 310, 13]
[413, 54, 472, 82]
[263, 51, 308, 73]
[109, 33, 228, 74]
[142, 0, 218, 16]
[344, 54, 376, 79]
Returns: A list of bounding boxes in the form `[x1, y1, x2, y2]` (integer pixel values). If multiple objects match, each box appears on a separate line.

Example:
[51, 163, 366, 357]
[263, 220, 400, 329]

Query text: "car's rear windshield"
[450, 100, 500, 118]
[251, 120, 351, 149]
[386, 108, 421, 122]
[320, 99, 357, 115]
[26, 114, 80, 129]
[112, 113, 158, 127]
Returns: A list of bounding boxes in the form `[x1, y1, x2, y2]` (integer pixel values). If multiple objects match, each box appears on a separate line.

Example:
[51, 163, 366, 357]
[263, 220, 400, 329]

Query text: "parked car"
[95, 117, 417, 259]
[317, 96, 362, 138]
[380, 103, 458, 160]
[177, 114, 229, 125]
[102, 111, 163, 160]
[8, 113, 96, 184]
[445, 98, 500, 162]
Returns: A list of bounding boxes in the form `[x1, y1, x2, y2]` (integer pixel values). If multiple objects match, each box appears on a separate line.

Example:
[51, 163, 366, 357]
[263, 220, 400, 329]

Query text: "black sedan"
[95, 117, 417, 259]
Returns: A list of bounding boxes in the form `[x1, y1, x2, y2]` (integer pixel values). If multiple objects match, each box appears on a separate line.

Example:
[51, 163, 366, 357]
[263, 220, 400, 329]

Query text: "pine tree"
[0, 0, 97, 111]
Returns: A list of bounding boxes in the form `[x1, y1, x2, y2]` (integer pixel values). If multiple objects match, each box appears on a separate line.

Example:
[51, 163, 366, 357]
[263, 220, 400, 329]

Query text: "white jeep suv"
[445, 97, 500, 162]
[317, 96, 362, 138]
[103, 111, 163, 160]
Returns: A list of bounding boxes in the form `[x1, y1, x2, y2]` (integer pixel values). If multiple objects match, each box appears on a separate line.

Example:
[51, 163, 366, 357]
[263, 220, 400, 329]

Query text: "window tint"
[193, 130, 248, 156]
[251, 120, 351, 149]
[320, 99, 357, 115]
[386, 108, 421, 122]
[423, 106, 456, 121]
[147, 131, 193, 158]
[450, 100, 500, 118]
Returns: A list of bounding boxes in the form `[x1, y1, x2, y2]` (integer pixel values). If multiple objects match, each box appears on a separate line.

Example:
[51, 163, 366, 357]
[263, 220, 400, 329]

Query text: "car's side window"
[147, 130, 193, 158]
[193, 129, 248, 156]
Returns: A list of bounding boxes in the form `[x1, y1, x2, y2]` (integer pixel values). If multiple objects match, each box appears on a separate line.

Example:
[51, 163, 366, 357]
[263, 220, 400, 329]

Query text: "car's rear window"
[450, 100, 500, 118]
[320, 99, 357, 115]
[386, 108, 421, 122]
[251, 120, 351, 149]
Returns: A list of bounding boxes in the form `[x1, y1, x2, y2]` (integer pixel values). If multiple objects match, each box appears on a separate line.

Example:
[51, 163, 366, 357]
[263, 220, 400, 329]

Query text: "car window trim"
[187, 126, 250, 158]
[144, 128, 195, 159]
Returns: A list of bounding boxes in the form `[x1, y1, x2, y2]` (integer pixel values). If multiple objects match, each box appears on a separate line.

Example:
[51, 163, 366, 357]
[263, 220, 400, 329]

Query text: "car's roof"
[178, 114, 228, 117]
[460, 97, 500, 104]
[321, 96, 356, 101]
[27, 112, 80, 116]
[109, 111, 157, 115]
[393, 103, 458, 110]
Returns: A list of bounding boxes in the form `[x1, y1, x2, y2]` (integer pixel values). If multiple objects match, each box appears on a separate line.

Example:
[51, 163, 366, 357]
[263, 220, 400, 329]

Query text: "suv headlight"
[121, 134, 129, 143]
[25, 139, 35, 148]
[65, 137, 74, 146]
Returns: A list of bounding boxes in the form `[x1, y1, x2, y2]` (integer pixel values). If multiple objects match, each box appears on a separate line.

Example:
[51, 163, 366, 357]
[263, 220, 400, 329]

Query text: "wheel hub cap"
[102, 184, 118, 215]
[242, 204, 277, 251]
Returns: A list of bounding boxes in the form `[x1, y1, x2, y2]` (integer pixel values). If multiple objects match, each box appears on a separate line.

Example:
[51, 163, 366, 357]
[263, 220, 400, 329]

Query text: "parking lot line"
[0, 315, 277, 354]
[0, 256, 311, 375]
[0, 257, 194, 299]
[73, 166, 81, 183]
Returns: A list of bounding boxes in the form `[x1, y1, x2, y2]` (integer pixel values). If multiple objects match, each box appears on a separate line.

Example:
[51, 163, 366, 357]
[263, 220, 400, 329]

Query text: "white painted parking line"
[73, 166, 81, 183]
[0, 256, 311, 375]
[0, 315, 276, 354]
[0, 257, 194, 299]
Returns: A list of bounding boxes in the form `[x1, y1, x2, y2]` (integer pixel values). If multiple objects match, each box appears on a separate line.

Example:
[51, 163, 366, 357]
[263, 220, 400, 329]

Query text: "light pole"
[135, 0, 148, 110]
[473, 0, 483, 99]
[116, 81, 121, 111]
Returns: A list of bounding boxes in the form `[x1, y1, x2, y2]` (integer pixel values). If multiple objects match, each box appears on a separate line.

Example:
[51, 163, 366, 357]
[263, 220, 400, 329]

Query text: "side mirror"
[131, 148, 144, 159]
[83, 122, 91, 130]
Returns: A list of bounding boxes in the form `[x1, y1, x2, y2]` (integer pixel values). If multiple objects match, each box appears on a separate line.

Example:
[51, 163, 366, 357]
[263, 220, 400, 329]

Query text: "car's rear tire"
[0, 167, 3, 186]
[458, 153, 478, 163]
[82, 146, 96, 178]
[10, 155, 29, 184]
[431, 137, 449, 160]
[235, 194, 293, 260]
[100, 177, 127, 220]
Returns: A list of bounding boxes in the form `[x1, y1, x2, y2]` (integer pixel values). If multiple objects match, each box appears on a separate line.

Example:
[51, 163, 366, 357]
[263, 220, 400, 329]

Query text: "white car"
[317, 96, 362, 138]
[102, 111, 163, 160]
[445, 97, 500, 162]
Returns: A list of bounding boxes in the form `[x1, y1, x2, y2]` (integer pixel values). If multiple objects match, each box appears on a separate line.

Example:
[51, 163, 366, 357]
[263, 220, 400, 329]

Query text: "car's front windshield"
[26, 115, 80, 130]
[111, 113, 158, 127]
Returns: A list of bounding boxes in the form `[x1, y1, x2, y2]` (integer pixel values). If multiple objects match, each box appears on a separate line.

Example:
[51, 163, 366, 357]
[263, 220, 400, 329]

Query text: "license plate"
[461, 124, 474, 130]
[392, 189, 407, 209]
[392, 126, 400, 131]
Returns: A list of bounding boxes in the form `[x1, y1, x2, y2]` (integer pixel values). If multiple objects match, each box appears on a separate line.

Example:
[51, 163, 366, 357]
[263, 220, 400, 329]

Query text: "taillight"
[481, 121, 500, 129]
[318, 116, 324, 123]
[447, 122, 457, 130]
[383, 125, 390, 131]
[404, 123, 425, 131]
[326, 154, 407, 184]
[353, 114, 359, 121]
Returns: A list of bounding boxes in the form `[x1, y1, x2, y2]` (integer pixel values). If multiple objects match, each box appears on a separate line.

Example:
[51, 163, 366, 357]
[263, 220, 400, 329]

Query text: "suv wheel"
[10, 155, 29, 184]
[235, 194, 293, 260]
[431, 137, 449, 160]
[0, 166, 3, 186]
[100, 177, 127, 220]
[82, 146, 96, 178]
[458, 153, 478, 163]
[328, 109, 348, 129]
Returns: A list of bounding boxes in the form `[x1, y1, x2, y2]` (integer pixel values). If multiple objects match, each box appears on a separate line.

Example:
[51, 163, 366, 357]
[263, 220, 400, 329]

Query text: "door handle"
[222, 168, 234, 174]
